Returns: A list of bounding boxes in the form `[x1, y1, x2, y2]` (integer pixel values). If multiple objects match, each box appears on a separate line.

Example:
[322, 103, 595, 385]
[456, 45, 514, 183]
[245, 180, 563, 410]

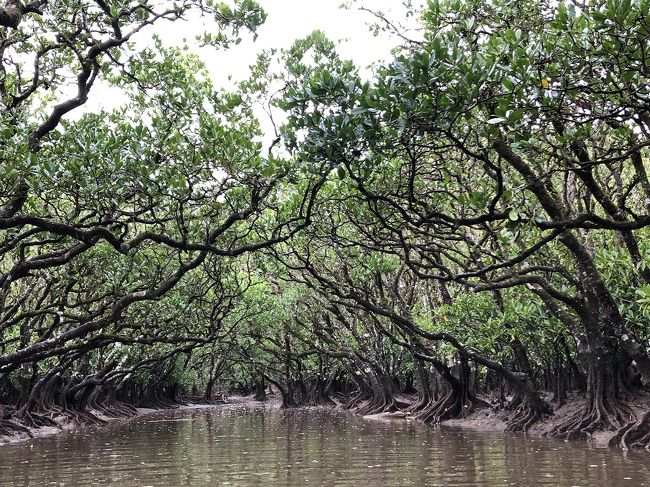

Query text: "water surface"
[0, 405, 648, 486]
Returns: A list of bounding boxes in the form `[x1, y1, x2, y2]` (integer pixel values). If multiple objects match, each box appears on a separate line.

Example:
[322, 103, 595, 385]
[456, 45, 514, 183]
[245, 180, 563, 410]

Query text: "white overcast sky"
[165, 0, 421, 86]
[82, 0, 423, 143]
[85, 1, 421, 108]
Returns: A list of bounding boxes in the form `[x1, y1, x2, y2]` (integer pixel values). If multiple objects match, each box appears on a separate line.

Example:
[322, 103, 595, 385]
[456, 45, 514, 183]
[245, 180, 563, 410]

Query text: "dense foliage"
[1, 0, 650, 450]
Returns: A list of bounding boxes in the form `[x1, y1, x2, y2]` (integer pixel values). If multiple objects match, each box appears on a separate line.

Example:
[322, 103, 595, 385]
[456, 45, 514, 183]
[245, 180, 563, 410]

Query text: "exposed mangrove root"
[0, 405, 34, 438]
[55, 408, 107, 426]
[415, 385, 489, 423]
[19, 410, 60, 428]
[356, 399, 396, 415]
[107, 400, 139, 417]
[548, 359, 635, 440]
[504, 378, 553, 432]
[405, 360, 435, 414]
[609, 411, 650, 450]
[304, 379, 336, 407]
[0, 419, 33, 438]
[345, 381, 372, 410]
[415, 388, 459, 423]
[355, 374, 399, 415]
[408, 353, 489, 423]
[548, 393, 633, 440]
[355, 392, 396, 415]
[505, 397, 553, 432]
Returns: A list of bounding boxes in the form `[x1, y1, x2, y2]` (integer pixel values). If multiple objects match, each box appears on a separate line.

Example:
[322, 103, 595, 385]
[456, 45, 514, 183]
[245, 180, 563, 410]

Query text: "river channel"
[0, 405, 648, 486]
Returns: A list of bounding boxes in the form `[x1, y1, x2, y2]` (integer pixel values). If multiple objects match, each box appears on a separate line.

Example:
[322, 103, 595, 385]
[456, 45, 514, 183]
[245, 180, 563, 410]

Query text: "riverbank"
[210, 393, 647, 453]
[366, 391, 650, 448]
[228, 391, 650, 449]
[3, 401, 647, 487]
[3, 392, 650, 450]
[0, 403, 220, 445]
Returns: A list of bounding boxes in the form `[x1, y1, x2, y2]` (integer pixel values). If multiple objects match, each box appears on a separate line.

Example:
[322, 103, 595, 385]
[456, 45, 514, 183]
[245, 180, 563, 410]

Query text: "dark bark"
[415, 355, 488, 423]
[406, 356, 432, 413]
[253, 379, 267, 402]
[550, 345, 633, 440]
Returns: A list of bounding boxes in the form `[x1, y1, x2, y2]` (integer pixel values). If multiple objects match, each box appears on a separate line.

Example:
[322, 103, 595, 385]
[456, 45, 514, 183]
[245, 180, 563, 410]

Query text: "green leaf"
[636, 286, 650, 297]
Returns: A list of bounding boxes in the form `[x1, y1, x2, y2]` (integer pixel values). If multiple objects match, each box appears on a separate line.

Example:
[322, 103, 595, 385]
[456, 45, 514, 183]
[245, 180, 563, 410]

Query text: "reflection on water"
[0, 405, 648, 486]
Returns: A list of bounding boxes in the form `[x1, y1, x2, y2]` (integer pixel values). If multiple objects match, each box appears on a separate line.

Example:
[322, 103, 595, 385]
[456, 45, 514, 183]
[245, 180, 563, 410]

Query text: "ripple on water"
[0, 408, 648, 486]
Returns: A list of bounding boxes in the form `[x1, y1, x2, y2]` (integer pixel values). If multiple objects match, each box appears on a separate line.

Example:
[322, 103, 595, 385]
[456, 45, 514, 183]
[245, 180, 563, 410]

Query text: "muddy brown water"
[0, 406, 648, 486]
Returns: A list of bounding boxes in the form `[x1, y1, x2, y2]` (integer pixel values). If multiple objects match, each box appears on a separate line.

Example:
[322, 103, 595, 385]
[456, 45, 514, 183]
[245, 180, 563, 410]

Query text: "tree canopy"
[2, 0, 650, 450]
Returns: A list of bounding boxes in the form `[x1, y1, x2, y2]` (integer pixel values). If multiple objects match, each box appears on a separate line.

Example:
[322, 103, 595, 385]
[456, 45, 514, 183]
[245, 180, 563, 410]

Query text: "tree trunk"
[551, 341, 633, 439]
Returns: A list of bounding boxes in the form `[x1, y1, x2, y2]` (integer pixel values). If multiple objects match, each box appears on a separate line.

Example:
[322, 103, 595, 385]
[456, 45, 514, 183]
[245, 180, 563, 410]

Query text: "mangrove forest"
[2, 0, 650, 477]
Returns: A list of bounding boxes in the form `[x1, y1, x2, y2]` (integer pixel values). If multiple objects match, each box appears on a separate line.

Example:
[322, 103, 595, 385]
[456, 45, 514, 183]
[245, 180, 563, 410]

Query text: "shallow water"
[0, 405, 648, 486]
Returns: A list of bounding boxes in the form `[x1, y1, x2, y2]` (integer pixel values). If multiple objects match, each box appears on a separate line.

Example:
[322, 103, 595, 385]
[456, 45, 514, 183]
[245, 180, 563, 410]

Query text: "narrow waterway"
[0, 405, 648, 486]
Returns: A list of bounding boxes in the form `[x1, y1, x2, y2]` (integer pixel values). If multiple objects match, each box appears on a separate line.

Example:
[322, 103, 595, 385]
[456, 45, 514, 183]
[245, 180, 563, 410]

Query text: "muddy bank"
[3, 392, 649, 451]
[0, 403, 220, 445]
[225, 394, 282, 408]
[0, 394, 278, 446]
[365, 392, 650, 448]
[232, 392, 650, 450]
